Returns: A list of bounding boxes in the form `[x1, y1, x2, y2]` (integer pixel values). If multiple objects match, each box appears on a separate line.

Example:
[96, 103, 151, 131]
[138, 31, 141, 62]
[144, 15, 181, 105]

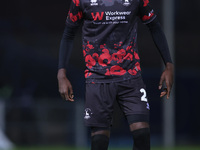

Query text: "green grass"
[13, 145, 200, 150]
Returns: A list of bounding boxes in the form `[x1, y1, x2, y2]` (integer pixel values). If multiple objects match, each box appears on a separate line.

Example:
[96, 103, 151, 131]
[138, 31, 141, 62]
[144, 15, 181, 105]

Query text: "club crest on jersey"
[90, 0, 98, 6]
[123, 0, 131, 6]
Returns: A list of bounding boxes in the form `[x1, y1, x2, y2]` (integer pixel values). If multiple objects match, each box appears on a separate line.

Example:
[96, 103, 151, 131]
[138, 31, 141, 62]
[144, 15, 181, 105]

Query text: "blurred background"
[0, 0, 200, 149]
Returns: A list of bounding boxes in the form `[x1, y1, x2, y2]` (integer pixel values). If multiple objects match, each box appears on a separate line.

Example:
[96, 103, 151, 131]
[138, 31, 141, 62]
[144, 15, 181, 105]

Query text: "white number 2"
[140, 88, 148, 102]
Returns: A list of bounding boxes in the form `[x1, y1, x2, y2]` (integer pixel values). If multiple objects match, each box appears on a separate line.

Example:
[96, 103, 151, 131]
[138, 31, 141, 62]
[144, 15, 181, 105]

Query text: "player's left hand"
[159, 62, 174, 99]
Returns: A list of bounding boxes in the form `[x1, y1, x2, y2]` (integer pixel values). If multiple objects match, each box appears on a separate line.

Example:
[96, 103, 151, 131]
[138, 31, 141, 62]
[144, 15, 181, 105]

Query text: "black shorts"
[84, 76, 150, 127]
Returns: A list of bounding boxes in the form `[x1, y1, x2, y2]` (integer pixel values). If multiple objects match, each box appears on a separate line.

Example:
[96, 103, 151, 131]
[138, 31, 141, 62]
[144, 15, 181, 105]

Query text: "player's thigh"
[84, 82, 117, 127]
[117, 77, 150, 125]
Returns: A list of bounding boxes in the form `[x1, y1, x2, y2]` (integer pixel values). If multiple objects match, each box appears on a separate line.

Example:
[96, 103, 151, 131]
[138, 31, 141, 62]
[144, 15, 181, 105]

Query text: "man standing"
[57, 0, 174, 149]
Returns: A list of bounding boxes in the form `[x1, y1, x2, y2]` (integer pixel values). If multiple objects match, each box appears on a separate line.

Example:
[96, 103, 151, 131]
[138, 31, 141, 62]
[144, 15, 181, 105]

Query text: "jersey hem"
[85, 73, 141, 83]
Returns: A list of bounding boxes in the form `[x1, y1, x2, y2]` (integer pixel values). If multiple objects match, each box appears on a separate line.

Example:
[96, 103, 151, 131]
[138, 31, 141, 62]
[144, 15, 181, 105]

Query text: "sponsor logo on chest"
[88, 0, 135, 24]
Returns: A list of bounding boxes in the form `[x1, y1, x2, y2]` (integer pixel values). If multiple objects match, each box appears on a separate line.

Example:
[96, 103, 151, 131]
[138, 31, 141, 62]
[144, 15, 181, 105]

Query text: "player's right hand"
[57, 69, 74, 102]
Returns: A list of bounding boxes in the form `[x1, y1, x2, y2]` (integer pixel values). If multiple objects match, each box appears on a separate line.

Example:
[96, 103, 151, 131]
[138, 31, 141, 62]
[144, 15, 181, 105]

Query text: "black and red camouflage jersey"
[66, 0, 156, 83]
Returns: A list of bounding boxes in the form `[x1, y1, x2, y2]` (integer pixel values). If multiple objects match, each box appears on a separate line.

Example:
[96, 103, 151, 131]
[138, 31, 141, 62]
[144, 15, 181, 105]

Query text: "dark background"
[0, 0, 200, 147]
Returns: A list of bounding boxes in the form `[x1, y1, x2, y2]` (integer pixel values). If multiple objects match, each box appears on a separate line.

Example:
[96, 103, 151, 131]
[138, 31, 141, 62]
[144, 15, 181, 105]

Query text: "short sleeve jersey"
[66, 0, 156, 83]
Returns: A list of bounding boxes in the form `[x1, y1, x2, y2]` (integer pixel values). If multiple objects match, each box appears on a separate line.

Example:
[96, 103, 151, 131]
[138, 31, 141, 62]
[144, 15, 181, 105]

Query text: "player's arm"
[57, 0, 83, 101]
[57, 25, 79, 101]
[146, 19, 174, 99]
[138, 0, 174, 99]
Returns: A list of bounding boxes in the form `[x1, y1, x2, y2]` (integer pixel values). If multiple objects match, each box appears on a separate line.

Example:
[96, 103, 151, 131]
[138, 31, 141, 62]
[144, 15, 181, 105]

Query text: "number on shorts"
[140, 88, 147, 102]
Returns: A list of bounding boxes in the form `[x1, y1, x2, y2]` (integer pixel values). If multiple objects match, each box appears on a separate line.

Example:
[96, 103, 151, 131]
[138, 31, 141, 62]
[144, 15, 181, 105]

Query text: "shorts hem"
[126, 113, 150, 125]
[84, 123, 111, 128]
[126, 112, 149, 116]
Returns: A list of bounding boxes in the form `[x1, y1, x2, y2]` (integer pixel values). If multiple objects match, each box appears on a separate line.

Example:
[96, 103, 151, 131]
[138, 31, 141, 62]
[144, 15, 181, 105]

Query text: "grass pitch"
[14, 145, 200, 150]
